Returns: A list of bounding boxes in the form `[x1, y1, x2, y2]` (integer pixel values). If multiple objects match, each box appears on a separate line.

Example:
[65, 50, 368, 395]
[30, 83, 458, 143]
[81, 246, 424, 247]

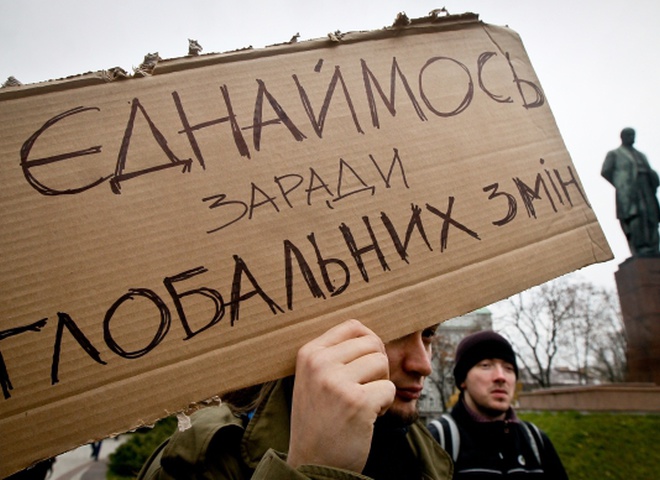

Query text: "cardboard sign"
[0, 13, 611, 476]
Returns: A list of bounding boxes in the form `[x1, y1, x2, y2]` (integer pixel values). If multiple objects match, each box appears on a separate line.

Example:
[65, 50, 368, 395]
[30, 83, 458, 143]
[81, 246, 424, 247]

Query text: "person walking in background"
[428, 330, 568, 478]
[90, 440, 103, 461]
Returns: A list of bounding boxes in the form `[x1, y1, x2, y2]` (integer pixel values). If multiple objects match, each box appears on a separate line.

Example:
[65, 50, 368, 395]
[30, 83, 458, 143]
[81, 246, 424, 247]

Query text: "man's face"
[462, 358, 516, 420]
[383, 325, 436, 424]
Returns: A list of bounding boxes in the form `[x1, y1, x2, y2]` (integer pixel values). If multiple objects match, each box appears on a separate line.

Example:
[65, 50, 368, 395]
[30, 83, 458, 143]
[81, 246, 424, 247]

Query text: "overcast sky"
[3, 0, 660, 294]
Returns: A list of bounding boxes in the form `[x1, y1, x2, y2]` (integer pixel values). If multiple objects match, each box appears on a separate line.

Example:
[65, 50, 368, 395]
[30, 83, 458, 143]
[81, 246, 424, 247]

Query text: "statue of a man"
[601, 127, 660, 257]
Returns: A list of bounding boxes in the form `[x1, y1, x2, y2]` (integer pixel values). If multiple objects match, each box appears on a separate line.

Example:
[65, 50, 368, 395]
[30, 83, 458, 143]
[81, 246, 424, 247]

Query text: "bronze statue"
[602, 128, 660, 257]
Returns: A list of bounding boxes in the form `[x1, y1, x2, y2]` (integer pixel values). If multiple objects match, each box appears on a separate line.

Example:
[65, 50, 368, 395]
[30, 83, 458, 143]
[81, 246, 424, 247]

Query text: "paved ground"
[47, 437, 127, 480]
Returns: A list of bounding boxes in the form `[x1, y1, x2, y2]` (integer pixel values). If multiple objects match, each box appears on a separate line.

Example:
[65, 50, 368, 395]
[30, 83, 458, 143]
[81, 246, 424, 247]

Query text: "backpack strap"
[429, 414, 546, 467]
[520, 420, 545, 465]
[428, 413, 460, 462]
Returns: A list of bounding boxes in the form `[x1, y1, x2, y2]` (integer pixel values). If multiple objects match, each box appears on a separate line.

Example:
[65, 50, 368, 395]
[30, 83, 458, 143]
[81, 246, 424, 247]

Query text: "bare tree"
[589, 292, 627, 383]
[562, 283, 627, 384]
[497, 276, 626, 388]
[499, 279, 575, 387]
[563, 282, 602, 385]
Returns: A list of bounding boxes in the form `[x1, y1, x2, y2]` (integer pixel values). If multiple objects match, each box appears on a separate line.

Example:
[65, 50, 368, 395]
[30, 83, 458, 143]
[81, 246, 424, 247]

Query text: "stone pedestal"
[518, 383, 660, 412]
[615, 257, 660, 384]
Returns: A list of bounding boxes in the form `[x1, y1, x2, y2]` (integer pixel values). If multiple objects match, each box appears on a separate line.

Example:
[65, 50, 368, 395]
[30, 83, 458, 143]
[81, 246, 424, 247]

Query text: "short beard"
[380, 405, 419, 428]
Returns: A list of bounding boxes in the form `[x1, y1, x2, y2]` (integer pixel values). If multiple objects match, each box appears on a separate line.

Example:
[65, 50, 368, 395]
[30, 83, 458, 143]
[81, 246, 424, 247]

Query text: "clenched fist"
[286, 320, 395, 473]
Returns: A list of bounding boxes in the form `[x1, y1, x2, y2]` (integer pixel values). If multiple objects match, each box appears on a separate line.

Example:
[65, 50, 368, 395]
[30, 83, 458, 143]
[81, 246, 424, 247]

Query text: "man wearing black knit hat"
[428, 330, 568, 479]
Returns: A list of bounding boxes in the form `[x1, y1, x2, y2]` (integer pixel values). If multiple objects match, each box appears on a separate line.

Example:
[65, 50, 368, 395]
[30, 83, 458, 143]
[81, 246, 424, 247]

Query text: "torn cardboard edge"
[0, 12, 480, 101]
[0, 9, 613, 476]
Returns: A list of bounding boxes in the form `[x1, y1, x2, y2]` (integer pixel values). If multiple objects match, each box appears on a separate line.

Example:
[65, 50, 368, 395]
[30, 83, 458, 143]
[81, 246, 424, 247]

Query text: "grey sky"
[2, 0, 660, 292]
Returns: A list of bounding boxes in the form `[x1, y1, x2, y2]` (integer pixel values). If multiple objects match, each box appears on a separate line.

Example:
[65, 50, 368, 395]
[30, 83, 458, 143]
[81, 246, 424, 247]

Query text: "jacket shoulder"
[408, 420, 454, 480]
[138, 405, 246, 480]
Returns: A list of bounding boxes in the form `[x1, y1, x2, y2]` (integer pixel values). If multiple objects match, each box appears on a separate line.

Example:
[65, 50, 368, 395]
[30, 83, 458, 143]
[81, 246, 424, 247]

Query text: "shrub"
[107, 416, 177, 480]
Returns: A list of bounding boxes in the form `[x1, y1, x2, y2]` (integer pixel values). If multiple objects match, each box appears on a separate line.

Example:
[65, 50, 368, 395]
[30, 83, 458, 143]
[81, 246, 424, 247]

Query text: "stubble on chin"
[382, 402, 420, 427]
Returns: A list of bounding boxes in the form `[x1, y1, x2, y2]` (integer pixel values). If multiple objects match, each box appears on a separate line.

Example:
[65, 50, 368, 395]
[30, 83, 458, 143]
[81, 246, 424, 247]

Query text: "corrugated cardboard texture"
[0, 13, 611, 476]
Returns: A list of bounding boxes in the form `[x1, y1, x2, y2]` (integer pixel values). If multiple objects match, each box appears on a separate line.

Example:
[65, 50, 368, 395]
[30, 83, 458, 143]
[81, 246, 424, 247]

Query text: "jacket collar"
[240, 377, 293, 469]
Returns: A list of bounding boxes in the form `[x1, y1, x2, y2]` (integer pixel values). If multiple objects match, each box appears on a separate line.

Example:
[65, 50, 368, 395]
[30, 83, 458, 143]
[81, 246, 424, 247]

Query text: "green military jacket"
[138, 379, 453, 479]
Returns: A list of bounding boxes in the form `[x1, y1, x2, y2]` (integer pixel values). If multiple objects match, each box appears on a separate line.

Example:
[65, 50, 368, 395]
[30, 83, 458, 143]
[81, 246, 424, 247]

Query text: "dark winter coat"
[428, 399, 568, 479]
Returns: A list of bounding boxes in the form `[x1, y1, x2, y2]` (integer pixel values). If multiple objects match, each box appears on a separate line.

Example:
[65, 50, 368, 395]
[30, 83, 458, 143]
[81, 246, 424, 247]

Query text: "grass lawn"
[519, 411, 660, 480]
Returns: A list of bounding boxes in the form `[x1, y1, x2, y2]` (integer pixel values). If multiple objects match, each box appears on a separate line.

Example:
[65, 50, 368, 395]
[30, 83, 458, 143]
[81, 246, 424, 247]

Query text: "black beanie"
[453, 330, 518, 389]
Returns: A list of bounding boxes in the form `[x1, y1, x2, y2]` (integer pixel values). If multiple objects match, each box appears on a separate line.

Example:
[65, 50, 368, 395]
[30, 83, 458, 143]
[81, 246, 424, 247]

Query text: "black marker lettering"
[204, 194, 249, 234]
[369, 148, 409, 189]
[306, 167, 335, 206]
[230, 255, 284, 326]
[247, 79, 306, 151]
[249, 182, 280, 219]
[504, 52, 545, 109]
[164, 267, 225, 339]
[554, 165, 590, 208]
[52, 313, 106, 384]
[307, 233, 350, 296]
[104, 288, 171, 358]
[381, 204, 433, 263]
[274, 173, 305, 208]
[0, 319, 48, 399]
[419, 57, 473, 117]
[293, 65, 364, 137]
[173, 87, 251, 165]
[334, 157, 375, 202]
[21, 106, 109, 195]
[477, 52, 512, 104]
[111, 98, 192, 194]
[284, 239, 326, 310]
[361, 57, 427, 128]
[513, 173, 558, 218]
[339, 216, 389, 282]
[426, 197, 481, 251]
[484, 183, 518, 226]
